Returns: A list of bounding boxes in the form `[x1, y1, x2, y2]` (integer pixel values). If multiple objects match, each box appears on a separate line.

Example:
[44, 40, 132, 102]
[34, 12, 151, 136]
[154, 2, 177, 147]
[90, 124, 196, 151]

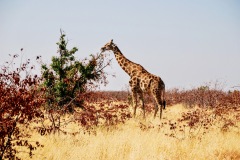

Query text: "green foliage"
[41, 30, 111, 113]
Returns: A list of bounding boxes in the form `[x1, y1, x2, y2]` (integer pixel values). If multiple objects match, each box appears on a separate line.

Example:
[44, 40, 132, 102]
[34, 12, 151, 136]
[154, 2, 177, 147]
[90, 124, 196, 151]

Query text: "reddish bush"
[74, 103, 132, 130]
[0, 54, 44, 159]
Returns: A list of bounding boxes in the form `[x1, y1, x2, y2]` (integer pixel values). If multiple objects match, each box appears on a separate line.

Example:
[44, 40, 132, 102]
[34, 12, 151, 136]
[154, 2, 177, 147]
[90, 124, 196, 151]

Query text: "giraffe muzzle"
[101, 47, 106, 52]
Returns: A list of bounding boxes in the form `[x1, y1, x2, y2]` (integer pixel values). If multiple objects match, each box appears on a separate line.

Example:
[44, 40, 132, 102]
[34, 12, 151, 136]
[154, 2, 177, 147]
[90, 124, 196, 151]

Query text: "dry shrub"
[0, 53, 44, 159]
[76, 82, 239, 138]
[74, 102, 132, 131]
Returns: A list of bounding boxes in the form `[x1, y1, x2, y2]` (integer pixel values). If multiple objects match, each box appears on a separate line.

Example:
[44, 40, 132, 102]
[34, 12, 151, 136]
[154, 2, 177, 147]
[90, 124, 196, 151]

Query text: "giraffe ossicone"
[101, 39, 166, 119]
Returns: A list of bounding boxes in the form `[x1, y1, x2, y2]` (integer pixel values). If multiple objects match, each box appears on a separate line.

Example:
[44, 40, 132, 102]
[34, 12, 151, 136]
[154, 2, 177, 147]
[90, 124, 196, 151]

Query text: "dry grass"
[18, 104, 240, 160]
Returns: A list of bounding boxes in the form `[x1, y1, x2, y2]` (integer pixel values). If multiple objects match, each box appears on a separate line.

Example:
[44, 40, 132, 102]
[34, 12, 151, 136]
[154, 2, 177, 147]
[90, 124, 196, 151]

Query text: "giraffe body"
[101, 40, 166, 119]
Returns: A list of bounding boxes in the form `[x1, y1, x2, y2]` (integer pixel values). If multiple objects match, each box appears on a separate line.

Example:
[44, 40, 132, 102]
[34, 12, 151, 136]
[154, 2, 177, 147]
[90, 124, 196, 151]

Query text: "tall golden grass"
[18, 104, 240, 160]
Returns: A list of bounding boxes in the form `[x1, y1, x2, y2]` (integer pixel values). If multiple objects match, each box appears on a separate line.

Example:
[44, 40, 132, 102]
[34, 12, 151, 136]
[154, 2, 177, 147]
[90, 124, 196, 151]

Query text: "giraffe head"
[101, 39, 116, 52]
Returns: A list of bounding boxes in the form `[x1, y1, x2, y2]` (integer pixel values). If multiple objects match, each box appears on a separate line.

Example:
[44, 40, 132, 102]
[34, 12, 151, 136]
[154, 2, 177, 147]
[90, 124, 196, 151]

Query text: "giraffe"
[101, 39, 166, 119]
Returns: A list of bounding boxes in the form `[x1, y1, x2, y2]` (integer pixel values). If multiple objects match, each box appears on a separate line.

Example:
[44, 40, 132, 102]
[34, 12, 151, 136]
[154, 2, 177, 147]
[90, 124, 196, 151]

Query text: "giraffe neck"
[112, 46, 136, 76]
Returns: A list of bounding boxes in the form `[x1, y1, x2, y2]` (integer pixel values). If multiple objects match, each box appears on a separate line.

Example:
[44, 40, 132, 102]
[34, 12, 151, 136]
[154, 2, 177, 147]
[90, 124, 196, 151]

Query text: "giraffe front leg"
[130, 79, 138, 117]
[138, 91, 145, 118]
[132, 91, 138, 117]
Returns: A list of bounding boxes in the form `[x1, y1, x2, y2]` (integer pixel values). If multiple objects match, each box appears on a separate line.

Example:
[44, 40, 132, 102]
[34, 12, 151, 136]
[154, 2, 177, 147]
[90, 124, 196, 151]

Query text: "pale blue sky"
[0, 0, 240, 90]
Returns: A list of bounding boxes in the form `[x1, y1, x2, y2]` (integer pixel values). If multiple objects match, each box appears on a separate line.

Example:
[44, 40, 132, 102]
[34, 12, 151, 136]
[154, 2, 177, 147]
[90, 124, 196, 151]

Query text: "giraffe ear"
[110, 39, 113, 44]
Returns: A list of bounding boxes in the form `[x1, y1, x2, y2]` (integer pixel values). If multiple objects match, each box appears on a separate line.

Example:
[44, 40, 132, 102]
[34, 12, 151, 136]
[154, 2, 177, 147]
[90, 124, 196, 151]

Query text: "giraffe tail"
[159, 79, 166, 119]
[162, 88, 166, 109]
[163, 99, 166, 109]
[161, 80, 166, 110]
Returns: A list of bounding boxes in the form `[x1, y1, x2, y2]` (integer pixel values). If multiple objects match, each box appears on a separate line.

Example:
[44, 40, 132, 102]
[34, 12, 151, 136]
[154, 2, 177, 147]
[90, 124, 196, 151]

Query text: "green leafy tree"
[41, 30, 111, 113]
[40, 30, 111, 133]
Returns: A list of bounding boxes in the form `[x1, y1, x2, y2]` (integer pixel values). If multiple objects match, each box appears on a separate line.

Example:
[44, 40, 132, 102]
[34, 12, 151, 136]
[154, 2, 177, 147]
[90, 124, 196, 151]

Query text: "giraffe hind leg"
[154, 103, 158, 118]
[160, 104, 163, 119]
[152, 89, 163, 119]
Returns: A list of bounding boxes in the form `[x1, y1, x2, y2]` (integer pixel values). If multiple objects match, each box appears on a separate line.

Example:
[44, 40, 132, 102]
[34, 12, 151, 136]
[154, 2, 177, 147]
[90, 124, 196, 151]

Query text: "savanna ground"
[17, 90, 240, 160]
